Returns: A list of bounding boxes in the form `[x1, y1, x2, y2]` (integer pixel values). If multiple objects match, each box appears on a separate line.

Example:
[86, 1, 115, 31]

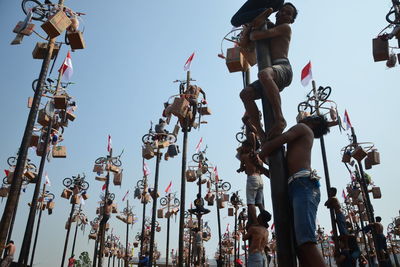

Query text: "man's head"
[328, 187, 337, 197]
[107, 199, 113, 205]
[9, 240, 14, 244]
[276, 2, 298, 24]
[257, 210, 272, 228]
[300, 115, 330, 138]
[376, 216, 382, 222]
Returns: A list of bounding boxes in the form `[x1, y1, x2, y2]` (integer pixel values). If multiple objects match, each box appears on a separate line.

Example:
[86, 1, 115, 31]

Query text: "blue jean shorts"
[289, 176, 320, 246]
[246, 174, 264, 205]
[248, 252, 266, 267]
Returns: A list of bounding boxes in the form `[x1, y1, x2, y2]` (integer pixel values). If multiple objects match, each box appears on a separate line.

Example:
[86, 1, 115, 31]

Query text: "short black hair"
[257, 210, 272, 227]
[9, 240, 14, 244]
[329, 187, 337, 196]
[376, 216, 382, 222]
[300, 115, 330, 138]
[282, 2, 298, 21]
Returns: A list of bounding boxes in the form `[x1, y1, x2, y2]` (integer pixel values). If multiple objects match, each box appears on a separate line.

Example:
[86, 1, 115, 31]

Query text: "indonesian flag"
[143, 162, 150, 177]
[195, 137, 203, 153]
[300, 61, 312, 87]
[213, 166, 219, 184]
[45, 172, 51, 186]
[107, 135, 112, 153]
[165, 181, 172, 193]
[122, 190, 129, 201]
[271, 223, 275, 231]
[58, 51, 73, 81]
[102, 183, 107, 191]
[343, 110, 352, 130]
[4, 170, 9, 177]
[342, 189, 347, 200]
[183, 52, 195, 71]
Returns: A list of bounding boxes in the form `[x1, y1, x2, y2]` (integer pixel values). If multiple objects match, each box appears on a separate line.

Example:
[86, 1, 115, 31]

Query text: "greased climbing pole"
[255, 25, 297, 266]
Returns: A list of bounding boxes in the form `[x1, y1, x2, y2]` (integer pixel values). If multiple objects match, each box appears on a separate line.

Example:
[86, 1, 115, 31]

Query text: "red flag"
[122, 190, 129, 201]
[301, 61, 312, 87]
[143, 162, 150, 177]
[342, 189, 347, 200]
[195, 137, 203, 153]
[165, 181, 172, 193]
[58, 51, 73, 81]
[343, 110, 352, 130]
[226, 223, 230, 232]
[4, 170, 9, 176]
[271, 223, 275, 231]
[213, 166, 219, 184]
[102, 183, 107, 191]
[183, 52, 195, 71]
[107, 135, 112, 153]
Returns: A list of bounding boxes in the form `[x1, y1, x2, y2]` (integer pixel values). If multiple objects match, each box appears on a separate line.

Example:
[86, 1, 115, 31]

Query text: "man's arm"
[199, 88, 206, 100]
[259, 124, 307, 160]
[250, 24, 291, 41]
[243, 228, 252, 241]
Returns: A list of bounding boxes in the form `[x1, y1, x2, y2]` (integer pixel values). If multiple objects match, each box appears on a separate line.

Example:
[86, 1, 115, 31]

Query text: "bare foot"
[267, 119, 287, 140]
[251, 8, 274, 29]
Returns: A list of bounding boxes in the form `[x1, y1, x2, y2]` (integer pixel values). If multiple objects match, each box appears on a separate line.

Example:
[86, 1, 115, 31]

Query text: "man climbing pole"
[239, 3, 297, 140]
[257, 115, 330, 267]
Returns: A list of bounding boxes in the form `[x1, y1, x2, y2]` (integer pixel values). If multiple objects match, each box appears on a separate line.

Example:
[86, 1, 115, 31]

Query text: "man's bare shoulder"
[287, 123, 312, 136]
[273, 23, 291, 34]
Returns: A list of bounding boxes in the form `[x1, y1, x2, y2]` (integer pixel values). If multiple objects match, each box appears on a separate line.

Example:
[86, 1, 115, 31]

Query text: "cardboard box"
[30, 135, 39, 147]
[113, 172, 122, 186]
[52, 146, 67, 158]
[170, 97, 189, 120]
[185, 170, 196, 182]
[61, 188, 72, 199]
[367, 150, 380, 165]
[37, 109, 51, 126]
[67, 30, 86, 49]
[372, 38, 389, 62]
[66, 111, 76, 121]
[41, 11, 71, 38]
[225, 47, 249, 73]
[93, 164, 104, 174]
[157, 209, 164, 218]
[13, 21, 35, 36]
[32, 42, 60, 59]
[54, 95, 67, 109]
[199, 107, 212, 116]
[351, 146, 367, 161]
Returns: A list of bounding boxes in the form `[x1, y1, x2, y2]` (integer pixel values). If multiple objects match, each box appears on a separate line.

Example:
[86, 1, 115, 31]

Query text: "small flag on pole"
[45, 172, 51, 186]
[213, 166, 219, 184]
[342, 189, 347, 200]
[122, 190, 129, 201]
[300, 61, 312, 87]
[58, 51, 73, 81]
[4, 170, 9, 177]
[102, 183, 107, 191]
[107, 135, 112, 153]
[343, 110, 352, 130]
[143, 162, 150, 177]
[195, 137, 203, 153]
[165, 181, 172, 193]
[184, 52, 195, 71]
[226, 223, 230, 232]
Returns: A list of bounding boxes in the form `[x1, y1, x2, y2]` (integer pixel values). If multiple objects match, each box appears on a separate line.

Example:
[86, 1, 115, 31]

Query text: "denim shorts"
[248, 252, 267, 267]
[289, 176, 320, 246]
[336, 211, 349, 236]
[246, 174, 264, 205]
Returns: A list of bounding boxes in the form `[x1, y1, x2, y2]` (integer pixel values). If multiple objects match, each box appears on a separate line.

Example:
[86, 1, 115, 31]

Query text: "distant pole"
[255, 24, 296, 266]
[178, 71, 191, 267]
[29, 183, 47, 267]
[215, 181, 222, 267]
[149, 149, 162, 266]
[165, 194, 171, 267]
[125, 200, 129, 267]
[71, 205, 82, 258]
[61, 202, 76, 267]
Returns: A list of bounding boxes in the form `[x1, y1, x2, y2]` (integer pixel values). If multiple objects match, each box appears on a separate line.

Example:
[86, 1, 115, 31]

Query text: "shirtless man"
[243, 212, 270, 267]
[325, 187, 349, 236]
[238, 140, 270, 224]
[257, 115, 330, 267]
[101, 199, 113, 224]
[0, 241, 15, 267]
[240, 3, 297, 140]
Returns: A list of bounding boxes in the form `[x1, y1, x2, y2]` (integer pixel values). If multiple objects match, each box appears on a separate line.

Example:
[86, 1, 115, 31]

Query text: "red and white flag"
[122, 190, 130, 201]
[271, 223, 275, 231]
[102, 183, 107, 191]
[195, 137, 203, 153]
[342, 189, 347, 200]
[300, 61, 312, 87]
[226, 223, 230, 232]
[213, 166, 219, 183]
[183, 52, 195, 71]
[58, 51, 73, 81]
[4, 170, 9, 177]
[107, 135, 112, 153]
[45, 172, 51, 186]
[165, 181, 172, 193]
[143, 162, 150, 177]
[343, 110, 352, 130]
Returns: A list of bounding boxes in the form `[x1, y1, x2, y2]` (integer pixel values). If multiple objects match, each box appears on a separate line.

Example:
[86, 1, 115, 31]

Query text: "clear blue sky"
[0, 0, 398, 265]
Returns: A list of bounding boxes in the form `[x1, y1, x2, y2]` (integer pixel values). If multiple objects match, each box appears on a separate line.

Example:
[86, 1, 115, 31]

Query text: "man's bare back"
[243, 225, 268, 254]
[286, 123, 313, 176]
[6, 243, 15, 256]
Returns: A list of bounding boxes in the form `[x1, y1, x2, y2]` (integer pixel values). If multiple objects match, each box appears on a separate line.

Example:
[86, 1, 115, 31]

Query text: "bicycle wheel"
[137, 180, 144, 188]
[297, 101, 313, 114]
[81, 181, 89, 191]
[235, 132, 246, 143]
[154, 221, 159, 227]
[95, 157, 105, 164]
[111, 158, 122, 167]
[174, 198, 180, 206]
[46, 193, 55, 201]
[22, 0, 46, 21]
[221, 182, 231, 192]
[386, 10, 398, 24]
[3, 177, 8, 185]
[7, 157, 17, 167]
[108, 193, 115, 200]
[192, 153, 200, 163]
[160, 197, 168, 206]
[142, 134, 153, 144]
[62, 178, 73, 188]
[318, 86, 331, 101]
[166, 134, 177, 144]
[184, 211, 189, 218]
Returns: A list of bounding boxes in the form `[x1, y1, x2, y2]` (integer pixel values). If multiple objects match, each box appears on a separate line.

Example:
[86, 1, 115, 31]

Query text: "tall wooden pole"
[255, 23, 296, 267]
[125, 200, 129, 267]
[61, 202, 76, 267]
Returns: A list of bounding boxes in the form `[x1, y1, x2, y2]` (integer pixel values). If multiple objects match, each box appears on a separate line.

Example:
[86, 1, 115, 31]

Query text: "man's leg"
[258, 68, 286, 139]
[240, 85, 265, 142]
